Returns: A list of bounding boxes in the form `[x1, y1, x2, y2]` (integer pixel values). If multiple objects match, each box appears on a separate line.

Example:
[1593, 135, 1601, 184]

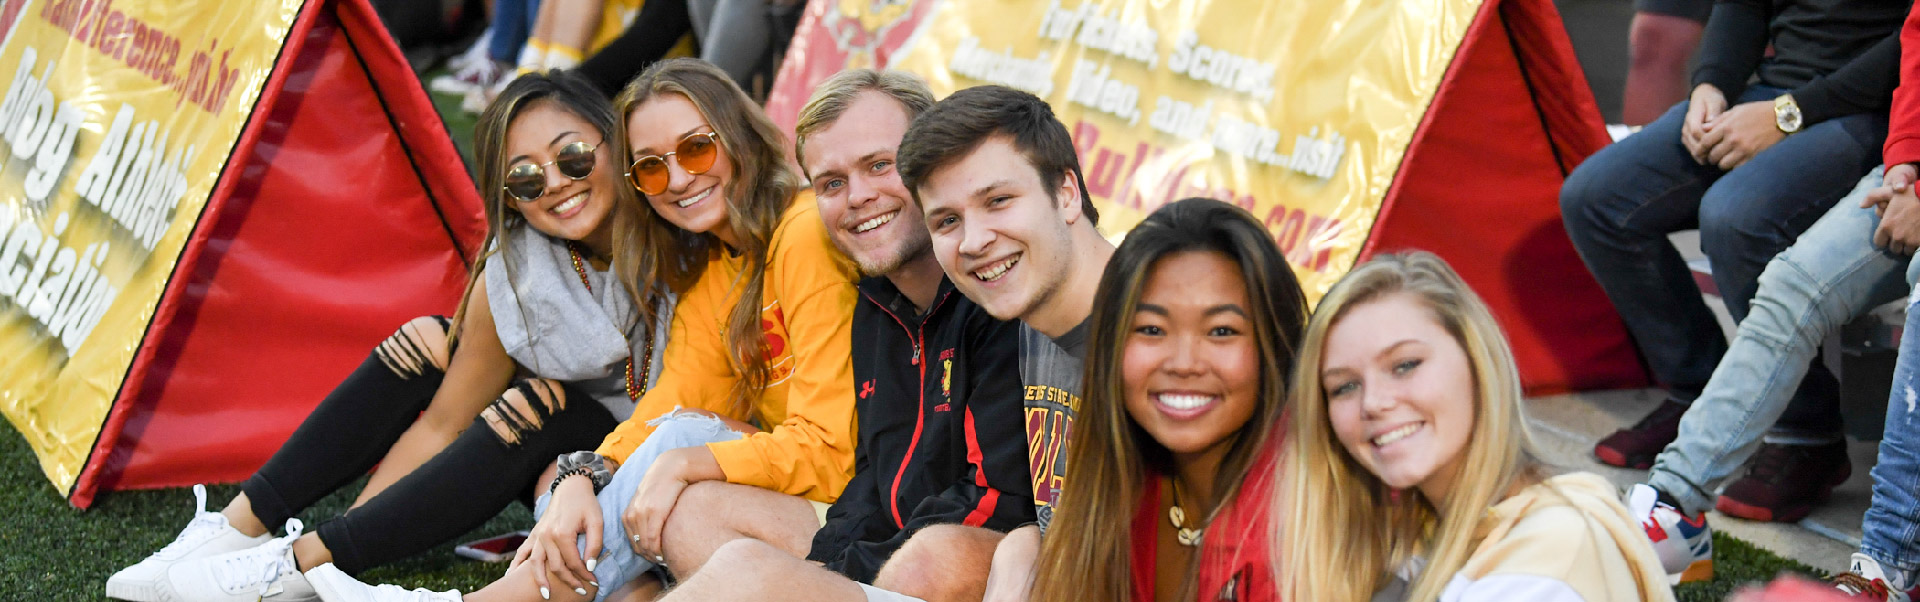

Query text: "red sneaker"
[1715, 440, 1852, 522]
[1595, 400, 1688, 469]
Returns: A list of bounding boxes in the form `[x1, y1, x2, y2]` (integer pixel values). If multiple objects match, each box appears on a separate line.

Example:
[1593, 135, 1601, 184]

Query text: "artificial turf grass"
[1673, 531, 1826, 601]
[0, 423, 528, 600]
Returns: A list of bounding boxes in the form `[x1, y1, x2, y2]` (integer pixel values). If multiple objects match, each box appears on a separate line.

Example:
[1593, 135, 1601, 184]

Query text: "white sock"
[544, 45, 582, 70]
[517, 42, 546, 73]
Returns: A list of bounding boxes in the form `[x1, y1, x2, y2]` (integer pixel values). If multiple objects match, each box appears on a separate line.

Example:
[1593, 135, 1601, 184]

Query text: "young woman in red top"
[1028, 197, 1307, 602]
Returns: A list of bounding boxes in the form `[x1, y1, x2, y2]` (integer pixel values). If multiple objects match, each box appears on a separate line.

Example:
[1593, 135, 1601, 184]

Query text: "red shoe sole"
[1594, 445, 1653, 470]
[1714, 464, 1853, 523]
[1715, 496, 1807, 522]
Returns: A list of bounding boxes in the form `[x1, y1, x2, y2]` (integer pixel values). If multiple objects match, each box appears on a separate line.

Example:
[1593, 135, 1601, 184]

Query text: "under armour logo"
[859, 380, 876, 399]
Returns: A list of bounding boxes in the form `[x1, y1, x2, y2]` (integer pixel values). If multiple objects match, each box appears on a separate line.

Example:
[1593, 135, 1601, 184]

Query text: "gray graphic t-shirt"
[1019, 318, 1088, 534]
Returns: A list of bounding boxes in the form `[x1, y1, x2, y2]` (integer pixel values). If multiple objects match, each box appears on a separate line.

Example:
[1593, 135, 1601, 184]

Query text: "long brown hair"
[1031, 198, 1307, 602]
[613, 58, 802, 417]
[1276, 251, 1544, 602]
[452, 70, 647, 344]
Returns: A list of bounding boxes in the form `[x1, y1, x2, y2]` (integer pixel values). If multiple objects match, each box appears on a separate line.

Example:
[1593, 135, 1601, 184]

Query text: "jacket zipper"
[864, 288, 954, 528]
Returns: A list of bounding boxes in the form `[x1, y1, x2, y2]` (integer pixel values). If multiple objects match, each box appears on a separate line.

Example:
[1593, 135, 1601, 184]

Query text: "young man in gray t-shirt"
[896, 84, 1116, 601]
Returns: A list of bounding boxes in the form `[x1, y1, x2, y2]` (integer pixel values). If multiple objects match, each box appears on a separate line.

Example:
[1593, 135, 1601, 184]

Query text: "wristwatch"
[1774, 94, 1803, 134]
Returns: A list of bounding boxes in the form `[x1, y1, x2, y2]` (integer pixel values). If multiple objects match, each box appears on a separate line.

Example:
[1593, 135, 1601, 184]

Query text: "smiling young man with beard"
[629, 70, 1036, 602]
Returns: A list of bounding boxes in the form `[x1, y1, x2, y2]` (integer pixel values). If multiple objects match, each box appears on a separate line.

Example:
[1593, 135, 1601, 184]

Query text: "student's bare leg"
[604, 578, 665, 602]
[658, 481, 819, 575]
[981, 525, 1041, 602]
[460, 561, 666, 602]
[658, 539, 867, 602]
[872, 525, 1006, 602]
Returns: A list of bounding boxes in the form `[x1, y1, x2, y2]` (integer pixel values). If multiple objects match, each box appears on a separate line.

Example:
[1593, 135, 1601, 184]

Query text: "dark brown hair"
[896, 85, 1098, 225]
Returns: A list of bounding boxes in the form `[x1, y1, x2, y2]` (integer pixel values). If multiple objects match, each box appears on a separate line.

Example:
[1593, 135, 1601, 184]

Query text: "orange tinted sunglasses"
[625, 131, 722, 196]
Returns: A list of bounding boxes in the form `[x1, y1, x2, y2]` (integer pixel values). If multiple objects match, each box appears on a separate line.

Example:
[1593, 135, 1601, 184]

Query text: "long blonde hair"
[1275, 251, 1544, 602]
[613, 58, 803, 418]
[1032, 198, 1307, 602]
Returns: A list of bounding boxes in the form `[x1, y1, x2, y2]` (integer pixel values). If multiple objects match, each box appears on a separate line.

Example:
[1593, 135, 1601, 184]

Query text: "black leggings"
[238, 316, 618, 574]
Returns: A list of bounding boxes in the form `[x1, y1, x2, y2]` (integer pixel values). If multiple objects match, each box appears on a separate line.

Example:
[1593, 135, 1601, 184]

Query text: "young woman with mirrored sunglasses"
[107, 70, 679, 602]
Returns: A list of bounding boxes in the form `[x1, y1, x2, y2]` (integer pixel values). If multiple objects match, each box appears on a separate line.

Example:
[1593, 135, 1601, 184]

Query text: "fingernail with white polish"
[541, 586, 550, 600]
[587, 558, 597, 571]
[576, 587, 589, 596]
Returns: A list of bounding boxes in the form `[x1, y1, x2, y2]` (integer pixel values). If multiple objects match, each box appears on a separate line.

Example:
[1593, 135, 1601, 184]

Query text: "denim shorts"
[533, 410, 743, 601]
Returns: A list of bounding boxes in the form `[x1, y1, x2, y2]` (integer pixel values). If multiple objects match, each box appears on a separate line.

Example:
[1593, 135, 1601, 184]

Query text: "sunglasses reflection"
[626, 131, 722, 196]
[505, 140, 600, 202]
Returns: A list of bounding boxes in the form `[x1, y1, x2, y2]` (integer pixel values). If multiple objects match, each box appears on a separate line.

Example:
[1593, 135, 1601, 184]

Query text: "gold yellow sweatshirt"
[1435, 473, 1677, 602]
[596, 199, 860, 503]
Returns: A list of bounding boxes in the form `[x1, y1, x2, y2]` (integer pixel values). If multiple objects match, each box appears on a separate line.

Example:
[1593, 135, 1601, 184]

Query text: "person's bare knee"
[374, 316, 452, 378]
[661, 481, 736, 569]
[695, 539, 785, 590]
[874, 525, 1002, 602]
[661, 481, 816, 576]
[602, 574, 663, 602]
[480, 379, 567, 446]
[661, 538, 868, 602]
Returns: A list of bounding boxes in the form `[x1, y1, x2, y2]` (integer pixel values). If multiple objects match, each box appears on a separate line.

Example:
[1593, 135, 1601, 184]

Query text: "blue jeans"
[533, 410, 743, 601]
[1560, 85, 1887, 435]
[1645, 168, 1909, 514]
[1862, 257, 1920, 577]
[488, 0, 543, 63]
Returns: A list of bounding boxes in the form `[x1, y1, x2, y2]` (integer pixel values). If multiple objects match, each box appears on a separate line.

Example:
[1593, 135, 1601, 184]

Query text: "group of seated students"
[1562, 0, 1920, 598]
[102, 59, 1677, 602]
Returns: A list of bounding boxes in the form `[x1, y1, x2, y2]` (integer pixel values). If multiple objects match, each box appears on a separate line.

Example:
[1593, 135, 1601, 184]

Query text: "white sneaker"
[1626, 483, 1713, 585]
[429, 59, 505, 96]
[166, 518, 317, 601]
[1834, 553, 1914, 601]
[444, 30, 492, 73]
[460, 72, 515, 115]
[107, 484, 272, 601]
[307, 563, 461, 602]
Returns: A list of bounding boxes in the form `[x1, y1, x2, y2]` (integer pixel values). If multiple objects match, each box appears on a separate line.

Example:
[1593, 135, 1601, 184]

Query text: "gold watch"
[1774, 94, 1803, 134]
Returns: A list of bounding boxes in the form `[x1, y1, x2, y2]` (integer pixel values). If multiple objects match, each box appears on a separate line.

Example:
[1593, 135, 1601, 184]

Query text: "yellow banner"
[812, 0, 1483, 298]
[0, 0, 301, 494]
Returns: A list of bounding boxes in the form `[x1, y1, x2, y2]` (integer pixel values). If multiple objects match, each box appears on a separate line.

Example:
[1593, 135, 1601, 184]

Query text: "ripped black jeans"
[238, 316, 617, 574]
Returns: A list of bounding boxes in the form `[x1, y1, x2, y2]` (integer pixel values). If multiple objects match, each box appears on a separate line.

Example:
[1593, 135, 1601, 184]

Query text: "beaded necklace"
[567, 242, 656, 401]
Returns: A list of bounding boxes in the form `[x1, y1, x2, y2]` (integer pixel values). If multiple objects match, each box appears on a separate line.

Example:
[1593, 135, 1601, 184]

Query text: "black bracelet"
[550, 466, 594, 496]
[554, 451, 614, 493]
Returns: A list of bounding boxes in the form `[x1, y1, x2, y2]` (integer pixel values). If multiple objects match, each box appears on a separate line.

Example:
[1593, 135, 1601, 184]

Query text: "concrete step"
[1528, 389, 1868, 575]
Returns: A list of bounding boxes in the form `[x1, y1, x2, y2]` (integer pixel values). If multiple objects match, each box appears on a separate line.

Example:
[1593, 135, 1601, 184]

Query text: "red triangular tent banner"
[0, 0, 483, 508]
[72, 0, 487, 508]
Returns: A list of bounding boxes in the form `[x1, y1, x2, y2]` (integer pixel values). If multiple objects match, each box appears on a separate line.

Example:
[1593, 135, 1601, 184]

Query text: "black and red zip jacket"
[806, 275, 1035, 582]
